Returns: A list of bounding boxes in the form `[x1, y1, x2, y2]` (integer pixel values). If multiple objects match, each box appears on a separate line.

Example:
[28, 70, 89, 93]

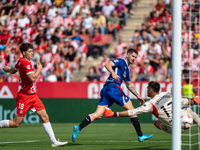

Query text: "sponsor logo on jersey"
[114, 60, 119, 62]
[27, 65, 30, 70]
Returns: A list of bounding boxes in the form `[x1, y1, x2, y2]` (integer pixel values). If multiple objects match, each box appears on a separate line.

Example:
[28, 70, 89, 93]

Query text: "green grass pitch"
[0, 123, 199, 150]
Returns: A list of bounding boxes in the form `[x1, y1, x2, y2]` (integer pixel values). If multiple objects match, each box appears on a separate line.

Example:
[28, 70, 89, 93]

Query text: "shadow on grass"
[108, 145, 170, 150]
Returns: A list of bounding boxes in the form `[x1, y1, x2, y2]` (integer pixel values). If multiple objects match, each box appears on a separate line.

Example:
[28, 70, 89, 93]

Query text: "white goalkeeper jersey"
[128, 92, 189, 129]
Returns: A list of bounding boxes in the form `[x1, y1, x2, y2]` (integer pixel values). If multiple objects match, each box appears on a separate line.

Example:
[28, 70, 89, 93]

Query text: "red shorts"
[15, 92, 45, 117]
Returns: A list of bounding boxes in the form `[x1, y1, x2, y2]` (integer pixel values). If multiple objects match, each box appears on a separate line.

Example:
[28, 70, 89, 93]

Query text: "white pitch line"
[0, 140, 40, 144]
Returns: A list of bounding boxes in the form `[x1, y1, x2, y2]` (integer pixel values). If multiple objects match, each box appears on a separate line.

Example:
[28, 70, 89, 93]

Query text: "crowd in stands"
[0, 0, 200, 83]
[0, 0, 134, 82]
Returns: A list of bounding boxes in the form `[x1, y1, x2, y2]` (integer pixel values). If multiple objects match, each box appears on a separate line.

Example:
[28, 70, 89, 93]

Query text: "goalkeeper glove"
[193, 96, 200, 105]
[104, 108, 119, 117]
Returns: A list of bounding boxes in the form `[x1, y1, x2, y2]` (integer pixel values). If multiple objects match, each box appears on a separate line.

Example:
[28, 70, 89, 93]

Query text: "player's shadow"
[108, 146, 170, 150]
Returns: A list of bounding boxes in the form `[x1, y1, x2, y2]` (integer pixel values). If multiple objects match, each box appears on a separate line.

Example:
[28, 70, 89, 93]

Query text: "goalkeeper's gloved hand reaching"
[193, 96, 200, 105]
[104, 108, 119, 117]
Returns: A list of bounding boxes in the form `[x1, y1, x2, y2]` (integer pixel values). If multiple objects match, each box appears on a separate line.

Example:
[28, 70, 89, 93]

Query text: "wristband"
[113, 112, 119, 117]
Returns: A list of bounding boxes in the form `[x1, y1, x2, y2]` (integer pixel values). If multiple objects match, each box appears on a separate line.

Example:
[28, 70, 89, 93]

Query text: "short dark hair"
[127, 48, 138, 55]
[148, 81, 160, 93]
[19, 43, 33, 53]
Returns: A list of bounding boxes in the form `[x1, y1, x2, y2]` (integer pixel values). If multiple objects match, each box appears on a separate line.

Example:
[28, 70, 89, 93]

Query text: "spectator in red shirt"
[153, 0, 166, 16]
[11, 31, 23, 44]
[87, 29, 104, 60]
[148, 11, 160, 26]
[0, 29, 11, 46]
[160, 9, 172, 24]
[138, 59, 154, 81]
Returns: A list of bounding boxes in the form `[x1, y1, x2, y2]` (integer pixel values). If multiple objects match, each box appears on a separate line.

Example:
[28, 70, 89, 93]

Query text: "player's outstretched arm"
[27, 62, 42, 82]
[181, 97, 200, 105]
[125, 81, 145, 104]
[3, 66, 17, 74]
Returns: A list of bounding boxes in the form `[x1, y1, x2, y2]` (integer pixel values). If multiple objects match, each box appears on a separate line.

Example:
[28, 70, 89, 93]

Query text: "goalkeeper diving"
[104, 81, 200, 133]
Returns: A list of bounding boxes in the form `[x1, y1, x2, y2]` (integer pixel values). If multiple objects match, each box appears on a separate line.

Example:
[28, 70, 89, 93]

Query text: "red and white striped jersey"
[139, 65, 154, 74]
[25, 4, 37, 15]
[7, 19, 17, 30]
[51, 16, 63, 28]
[182, 32, 194, 42]
[115, 43, 127, 55]
[39, 15, 47, 27]
[10, 28, 22, 37]
[0, 59, 8, 69]
[63, 17, 74, 28]
[191, 58, 200, 72]
[134, 50, 146, 65]
[182, 49, 195, 59]
[77, 43, 88, 53]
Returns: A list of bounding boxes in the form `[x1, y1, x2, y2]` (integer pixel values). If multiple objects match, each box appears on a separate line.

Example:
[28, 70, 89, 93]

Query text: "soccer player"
[1, 43, 68, 147]
[104, 81, 200, 133]
[72, 48, 153, 142]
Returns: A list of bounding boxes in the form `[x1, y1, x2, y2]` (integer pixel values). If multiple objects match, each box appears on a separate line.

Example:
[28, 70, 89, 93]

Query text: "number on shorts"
[19, 103, 24, 109]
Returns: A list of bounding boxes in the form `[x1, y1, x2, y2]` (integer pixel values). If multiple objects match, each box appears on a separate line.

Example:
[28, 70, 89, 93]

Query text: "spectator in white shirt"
[47, 2, 58, 20]
[82, 11, 93, 35]
[70, 1, 81, 18]
[17, 12, 30, 28]
[102, 0, 115, 18]
[58, 2, 67, 18]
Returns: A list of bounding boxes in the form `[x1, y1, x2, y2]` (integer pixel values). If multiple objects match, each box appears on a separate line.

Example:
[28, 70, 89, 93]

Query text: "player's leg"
[154, 118, 171, 134]
[0, 115, 24, 128]
[122, 100, 153, 142]
[72, 105, 108, 142]
[33, 94, 67, 147]
[35, 109, 68, 147]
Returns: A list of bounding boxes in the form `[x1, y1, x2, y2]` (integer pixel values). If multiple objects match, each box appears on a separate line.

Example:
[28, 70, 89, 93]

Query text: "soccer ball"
[181, 113, 193, 130]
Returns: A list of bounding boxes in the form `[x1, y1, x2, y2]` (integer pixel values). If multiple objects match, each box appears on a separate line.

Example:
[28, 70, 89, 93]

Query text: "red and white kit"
[127, 92, 191, 133]
[14, 58, 45, 117]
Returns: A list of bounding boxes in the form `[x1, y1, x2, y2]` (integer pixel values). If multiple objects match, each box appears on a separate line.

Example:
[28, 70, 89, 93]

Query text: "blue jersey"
[105, 58, 131, 86]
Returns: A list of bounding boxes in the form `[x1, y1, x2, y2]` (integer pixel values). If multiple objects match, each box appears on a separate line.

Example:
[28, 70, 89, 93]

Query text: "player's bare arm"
[105, 61, 120, 80]
[3, 66, 17, 74]
[27, 62, 43, 82]
[125, 81, 145, 104]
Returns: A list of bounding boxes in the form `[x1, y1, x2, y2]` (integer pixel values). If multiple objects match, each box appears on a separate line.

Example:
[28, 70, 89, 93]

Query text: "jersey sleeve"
[14, 60, 19, 70]
[128, 101, 153, 116]
[24, 61, 34, 75]
[111, 58, 121, 67]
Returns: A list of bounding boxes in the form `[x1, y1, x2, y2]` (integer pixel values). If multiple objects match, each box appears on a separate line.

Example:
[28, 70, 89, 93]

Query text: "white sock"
[0, 120, 10, 128]
[43, 122, 57, 144]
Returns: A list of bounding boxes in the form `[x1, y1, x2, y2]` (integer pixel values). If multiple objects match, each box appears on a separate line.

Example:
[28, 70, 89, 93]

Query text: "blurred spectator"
[82, 11, 93, 35]
[31, 49, 41, 64]
[182, 61, 192, 81]
[129, 63, 140, 82]
[115, 1, 128, 26]
[0, 55, 8, 75]
[70, 1, 80, 18]
[147, 41, 162, 58]
[148, 11, 160, 26]
[134, 43, 146, 66]
[82, 66, 100, 82]
[47, 2, 58, 20]
[75, 39, 88, 70]
[115, 36, 127, 57]
[92, 11, 106, 35]
[79, 1, 90, 18]
[138, 59, 154, 81]
[157, 59, 168, 81]
[157, 28, 168, 45]
[190, 50, 200, 72]
[153, 0, 166, 16]
[128, 30, 140, 47]
[17, 12, 30, 28]
[139, 29, 154, 43]
[102, 0, 115, 18]
[51, 62, 64, 81]
[0, 28, 11, 46]
[87, 29, 104, 60]
[65, 45, 78, 71]
[11, 31, 23, 45]
[0, 1, 13, 25]
[8, 53, 18, 68]
[25, 0, 37, 26]
[108, 10, 120, 40]
[58, 2, 67, 18]
[35, 27, 46, 45]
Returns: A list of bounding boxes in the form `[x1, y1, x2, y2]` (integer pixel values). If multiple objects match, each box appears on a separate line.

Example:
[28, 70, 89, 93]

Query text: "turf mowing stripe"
[0, 140, 40, 144]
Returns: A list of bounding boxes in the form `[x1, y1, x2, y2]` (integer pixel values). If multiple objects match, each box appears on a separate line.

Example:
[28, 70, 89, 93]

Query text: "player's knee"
[41, 114, 49, 123]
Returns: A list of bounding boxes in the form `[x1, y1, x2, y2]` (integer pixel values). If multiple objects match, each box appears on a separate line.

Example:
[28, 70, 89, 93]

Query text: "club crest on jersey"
[114, 60, 119, 63]
[26, 65, 30, 70]
[123, 72, 126, 78]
